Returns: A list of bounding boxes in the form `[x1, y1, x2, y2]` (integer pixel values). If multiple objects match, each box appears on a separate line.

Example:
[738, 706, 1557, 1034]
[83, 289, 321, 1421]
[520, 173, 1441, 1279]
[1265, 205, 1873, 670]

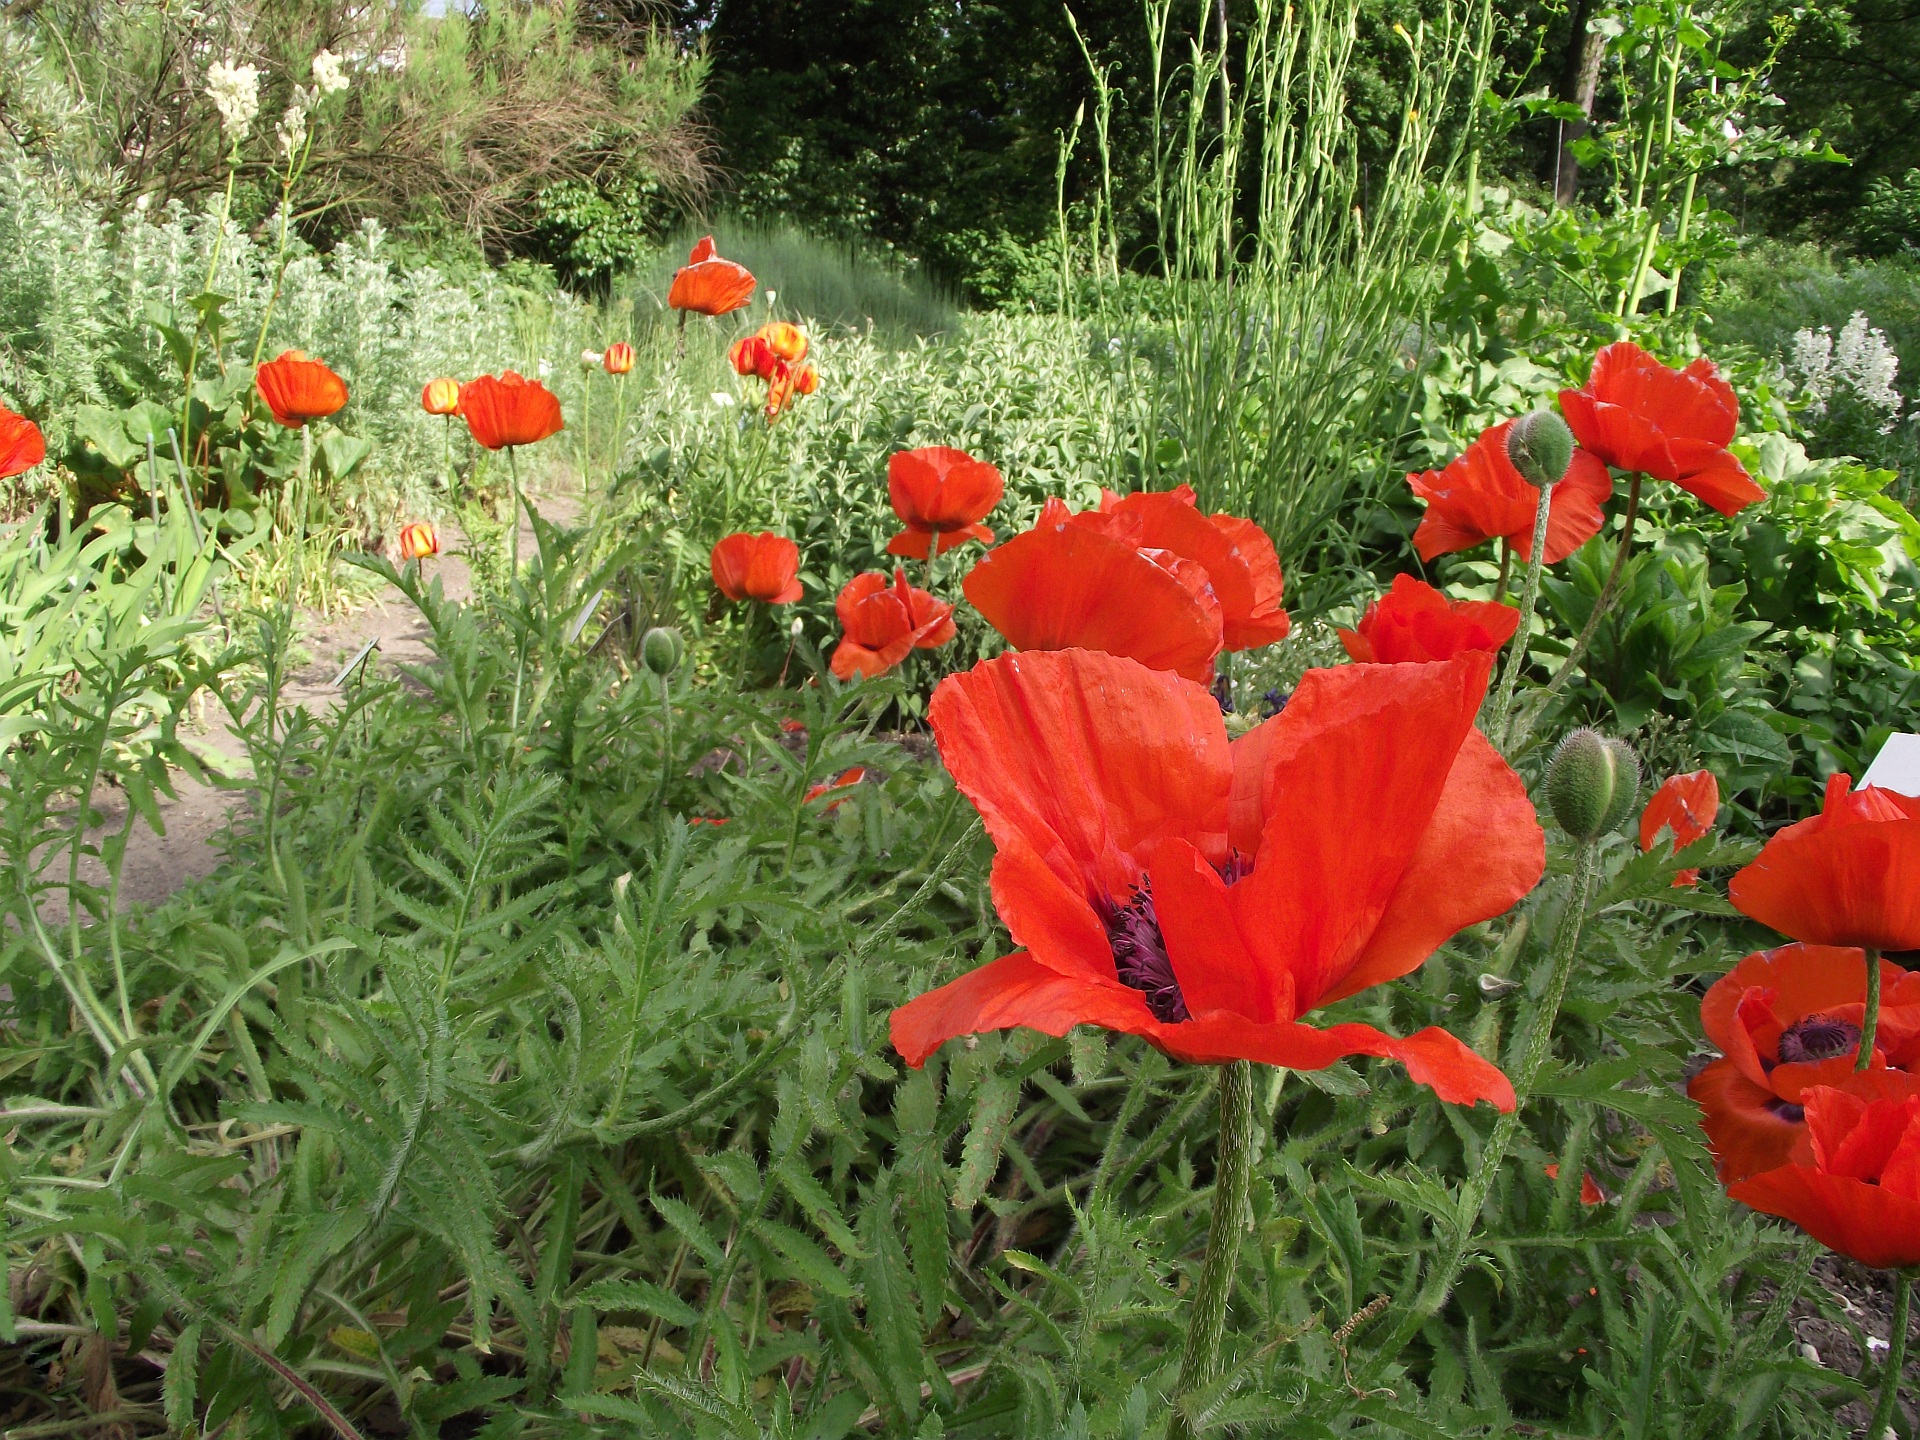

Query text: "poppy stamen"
[1107, 881, 1190, 1024]
[1777, 1015, 1863, 1065]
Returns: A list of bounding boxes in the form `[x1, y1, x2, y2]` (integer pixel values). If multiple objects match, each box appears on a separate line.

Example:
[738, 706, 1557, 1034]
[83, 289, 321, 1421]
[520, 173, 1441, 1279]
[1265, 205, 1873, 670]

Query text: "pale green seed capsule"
[1507, 410, 1576, 489]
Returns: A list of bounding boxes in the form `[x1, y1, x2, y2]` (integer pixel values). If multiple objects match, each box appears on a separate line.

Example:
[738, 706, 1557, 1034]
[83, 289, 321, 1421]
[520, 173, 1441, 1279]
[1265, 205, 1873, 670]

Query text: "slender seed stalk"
[1170, 1060, 1256, 1440]
[1868, 1269, 1911, 1440]
[655, 670, 674, 812]
[1485, 479, 1552, 746]
[508, 445, 527, 733]
[1859, 948, 1884, 1072]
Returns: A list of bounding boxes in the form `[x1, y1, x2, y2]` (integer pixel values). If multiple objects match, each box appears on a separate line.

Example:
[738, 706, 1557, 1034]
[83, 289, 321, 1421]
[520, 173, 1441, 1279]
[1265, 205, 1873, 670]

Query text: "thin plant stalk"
[1868, 1270, 1912, 1440]
[508, 445, 528, 732]
[1529, 472, 1644, 715]
[1859, 948, 1884, 1071]
[1485, 480, 1552, 746]
[1169, 1059, 1256, 1440]
[179, 162, 238, 471]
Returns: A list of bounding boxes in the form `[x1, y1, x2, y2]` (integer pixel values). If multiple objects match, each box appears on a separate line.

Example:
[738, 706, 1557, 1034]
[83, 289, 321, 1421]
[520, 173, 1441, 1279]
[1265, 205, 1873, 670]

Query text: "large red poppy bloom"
[0, 406, 46, 478]
[886, 447, 1006, 559]
[1558, 342, 1764, 516]
[1690, 945, 1920, 1182]
[458, 372, 564, 451]
[710, 531, 803, 605]
[255, 350, 349, 428]
[1640, 769, 1719, 886]
[888, 649, 1543, 1107]
[1408, 419, 1613, 565]
[1729, 773, 1920, 952]
[963, 501, 1225, 684]
[830, 569, 956, 680]
[1727, 1069, 1920, 1269]
[668, 236, 757, 317]
[1078, 487, 1290, 651]
[1337, 574, 1520, 665]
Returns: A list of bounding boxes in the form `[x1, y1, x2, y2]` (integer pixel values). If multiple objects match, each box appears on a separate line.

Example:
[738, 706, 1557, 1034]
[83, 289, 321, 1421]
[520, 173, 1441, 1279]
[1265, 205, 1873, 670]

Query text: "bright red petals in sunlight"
[1408, 419, 1613, 564]
[1689, 945, 1920, 1181]
[886, 447, 1005, 559]
[1726, 1069, 1920, 1269]
[1728, 773, 1920, 951]
[1086, 487, 1290, 651]
[255, 350, 348, 428]
[1639, 770, 1720, 885]
[1544, 1163, 1607, 1206]
[1558, 342, 1764, 515]
[963, 508, 1225, 684]
[709, 531, 803, 605]
[887, 649, 1544, 1109]
[0, 405, 46, 478]
[457, 372, 564, 451]
[830, 569, 956, 679]
[1337, 575, 1520, 664]
[730, 335, 778, 380]
[804, 766, 866, 811]
[420, 377, 461, 416]
[397, 522, 439, 561]
[669, 236, 757, 317]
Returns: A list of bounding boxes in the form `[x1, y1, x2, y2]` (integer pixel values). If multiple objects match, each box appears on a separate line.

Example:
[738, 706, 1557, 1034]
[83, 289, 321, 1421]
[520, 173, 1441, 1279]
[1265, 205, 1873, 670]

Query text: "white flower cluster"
[1788, 311, 1906, 435]
[206, 58, 262, 144]
[276, 51, 353, 161]
[311, 49, 349, 97]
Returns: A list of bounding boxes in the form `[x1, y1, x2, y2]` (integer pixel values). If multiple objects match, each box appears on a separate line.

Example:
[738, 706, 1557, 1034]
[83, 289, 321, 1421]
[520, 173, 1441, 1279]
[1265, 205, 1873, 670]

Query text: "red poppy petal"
[1730, 818, 1920, 951]
[886, 527, 936, 560]
[1533, 450, 1614, 563]
[1690, 1057, 1807, 1182]
[928, 650, 1232, 911]
[934, 523, 995, 555]
[1664, 445, 1766, 515]
[963, 522, 1224, 683]
[889, 951, 1160, 1066]
[1728, 1166, 1920, 1269]
[1148, 838, 1288, 1023]
[1103, 494, 1280, 653]
[1559, 390, 1676, 478]
[1207, 513, 1290, 649]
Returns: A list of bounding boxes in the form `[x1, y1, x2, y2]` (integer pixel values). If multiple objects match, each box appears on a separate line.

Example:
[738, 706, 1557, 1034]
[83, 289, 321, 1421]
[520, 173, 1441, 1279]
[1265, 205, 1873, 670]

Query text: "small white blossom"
[276, 99, 310, 159]
[1788, 311, 1905, 434]
[1721, 118, 1742, 141]
[581, 349, 604, 369]
[711, 391, 737, 408]
[206, 58, 262, 144]
[311, 49, 349, 96]
[537, 359, 552, 378]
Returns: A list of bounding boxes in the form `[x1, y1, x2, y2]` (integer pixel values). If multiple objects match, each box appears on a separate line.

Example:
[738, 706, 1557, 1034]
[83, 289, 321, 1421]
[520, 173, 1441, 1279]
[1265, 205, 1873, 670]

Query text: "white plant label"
[1860, 733, 1920, 797]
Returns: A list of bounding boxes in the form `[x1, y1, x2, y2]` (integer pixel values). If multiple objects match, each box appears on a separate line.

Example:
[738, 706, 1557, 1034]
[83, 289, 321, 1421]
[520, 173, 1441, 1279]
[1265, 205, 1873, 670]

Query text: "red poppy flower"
[458, 372, 564, 451]
[730, 335, 777, 380]
[1558, 342, 1765, 516]
[0, 406, 46, 479]
[1081, 487, 1290, 651]
[255, 350, 348, 428]
[886, 447, 1006, 559]
[1640, 770, 1720, 886]
[668, 236, 756, 317]
[757, 322, 809, 365]
[1337, 574, 1520, 665]
[1726, 1069, 1920, 1269]
[805, 766, 867, 811]
[1690, 944, 1920, 1182]
[397, 521, 439, 561]
[603, 342, 635, 376]
[1729, 773, 1920, 951]
[689, 816, 730, 827]
[963, 502, 1226, 684]
[1408, 420, 1613, 565]
[830, 570, 956, 680]
[710, 531, 803, 605]
[764, 361, 806, 421]
[1544, 1163, 1607, 1206]
[888, 649, 1543, 1107]
[420, 377, 461, 416]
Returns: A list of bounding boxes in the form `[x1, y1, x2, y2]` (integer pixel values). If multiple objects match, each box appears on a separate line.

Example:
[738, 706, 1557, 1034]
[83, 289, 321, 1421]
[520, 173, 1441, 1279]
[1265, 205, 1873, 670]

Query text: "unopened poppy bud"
[397, 521, 439, 560]
[603, 342, 635, 375]
[421, 377, 461, 416]
[790, 616, 804, 639]
[1506, 409, 1576, 488]
[1545, 727, 1641, 841]
[641, 625, 684, 676]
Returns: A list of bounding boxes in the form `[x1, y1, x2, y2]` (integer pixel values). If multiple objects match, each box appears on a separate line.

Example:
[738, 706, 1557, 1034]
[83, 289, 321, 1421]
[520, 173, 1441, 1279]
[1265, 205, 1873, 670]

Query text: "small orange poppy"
[256, 350, 348, 428]
[757, 322, 809, 365]
[458, 372, 564, 451]
[730, 335, 778, 380]
[886, 447, 1004, 560]
[603, 342, 635, 375]
[710, 531, 803, 605]
[397, 521, 439, 561]
[420, 377, 461, 416]
[1639, 770, 1720, 886]
[669, 236, 756, 317]
[830, 570, 956, 680]
[804, 766, 867, 812]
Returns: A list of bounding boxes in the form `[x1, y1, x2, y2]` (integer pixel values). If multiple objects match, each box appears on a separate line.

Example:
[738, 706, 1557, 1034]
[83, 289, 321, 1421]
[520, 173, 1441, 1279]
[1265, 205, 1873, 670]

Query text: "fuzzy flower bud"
[1506, 409, 1576, 489]
[1545, 728, 1641, 842]
[641, 626, 685, 676]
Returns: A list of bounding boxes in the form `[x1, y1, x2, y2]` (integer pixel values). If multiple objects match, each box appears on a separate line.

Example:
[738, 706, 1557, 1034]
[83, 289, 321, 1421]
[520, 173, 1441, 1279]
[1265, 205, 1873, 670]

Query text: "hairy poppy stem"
[1532, 472, 1644, 710]
[1170, 1060, 1255, 1440]
[1859, 948, 1884, 1073]
[1868, 1268, 1911, 1440]
[1485, 479, 1552, 746]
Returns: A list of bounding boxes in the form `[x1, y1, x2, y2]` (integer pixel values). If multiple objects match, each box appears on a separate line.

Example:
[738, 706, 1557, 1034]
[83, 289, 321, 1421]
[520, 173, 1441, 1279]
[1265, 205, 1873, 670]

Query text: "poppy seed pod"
[1505, 410, 1576, 489]
[641, 626, 684, 676]
[1545, 728, 1641, 841]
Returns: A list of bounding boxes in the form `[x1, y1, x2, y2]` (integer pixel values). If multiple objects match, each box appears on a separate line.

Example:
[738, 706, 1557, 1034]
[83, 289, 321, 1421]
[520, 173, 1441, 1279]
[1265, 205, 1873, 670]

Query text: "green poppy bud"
[1507, 410, 1576, 489]
[641, 625, 684, 677]
[1544, 727, 1641, 841]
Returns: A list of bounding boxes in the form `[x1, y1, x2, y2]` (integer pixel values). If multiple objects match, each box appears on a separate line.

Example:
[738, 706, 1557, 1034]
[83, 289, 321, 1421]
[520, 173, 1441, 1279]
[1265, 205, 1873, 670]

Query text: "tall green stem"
[1370, 841, 1600, 1373]
[1485, 479, 1552, 746]
[508, 445, 527, 732]
[1859, 949, 1884, 1072]
[1868, 1269, 1911, 1440]
[1170, 1060, 1255, 1440]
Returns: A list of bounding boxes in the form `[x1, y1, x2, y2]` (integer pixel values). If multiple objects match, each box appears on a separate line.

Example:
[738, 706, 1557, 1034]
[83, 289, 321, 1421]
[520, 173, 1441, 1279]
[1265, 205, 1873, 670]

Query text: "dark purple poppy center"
[1106, 881, 1190, 1024]
[1777, 1014, 1862, 1065]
